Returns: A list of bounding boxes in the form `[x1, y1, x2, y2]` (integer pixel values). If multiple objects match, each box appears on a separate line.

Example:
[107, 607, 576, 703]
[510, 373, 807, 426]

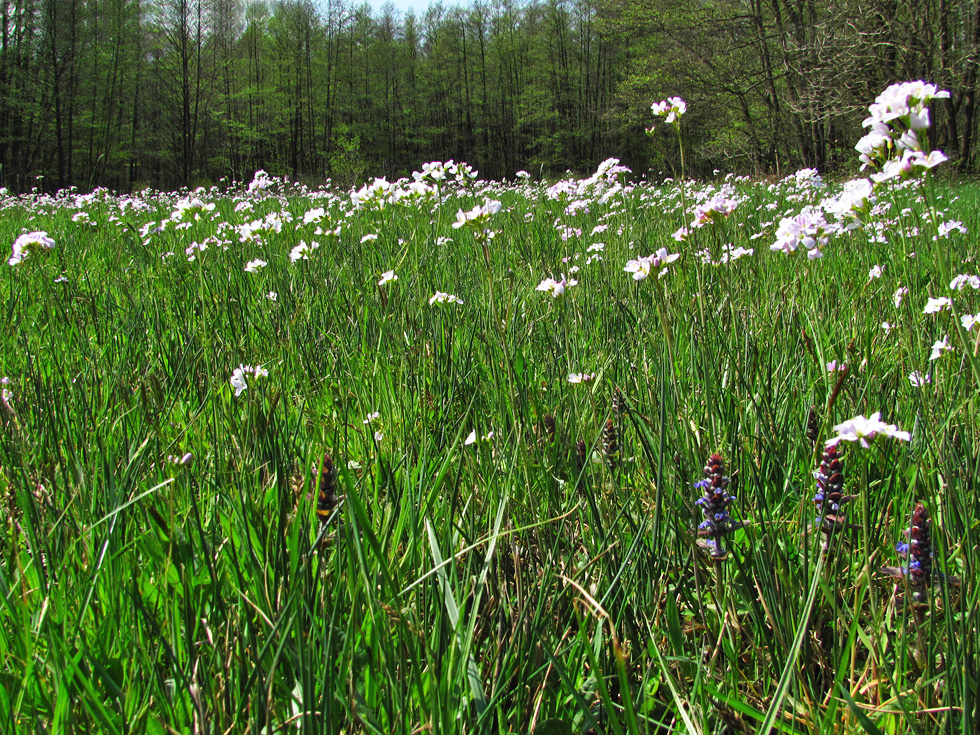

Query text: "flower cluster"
[949, 273, 980, 291]
[351, 177, 395, 209]
[429, 291, 463, 306]
[690, 192, 737, 229]
[856, 81, 949, 181]
[770, 207, 835, 260]
[229, 364, 269, 397]
[9, 231, 56, 266]
[1, 377, 13, 411]
[289, 240, 319, 262]
[171, 197, 216, 222]
[247, 169, 274, 194]
[696, 453, 738, 559]
[546, 158, 630, 200]
[822, 178, 874, 231]
[923, 296, 952, 314]
[579, 157, 631, 197]
[536, 275, 577, 298]
[929, 336, 953, 361]
[893, 286, 909, 308]
[239, 211, 288, 242]
[650, 97, 687, 128]
[813, 445, 854, 542]
[698, 244, 754, 266]
[451, 198, 502, 231]
[412, 160, 478, 187]
[909, 371, 931, 387]
[805, 405, 820, 443]
[302, 207, 326, 225]
[166, 452, 194, 468]
[894, 502, 934, 606]
[825, 411, 911, 449]
[623, 247, 680, 280]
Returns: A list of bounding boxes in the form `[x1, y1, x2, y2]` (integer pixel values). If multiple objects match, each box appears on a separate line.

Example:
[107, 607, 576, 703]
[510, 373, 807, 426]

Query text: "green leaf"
[535, 718, 573, 735]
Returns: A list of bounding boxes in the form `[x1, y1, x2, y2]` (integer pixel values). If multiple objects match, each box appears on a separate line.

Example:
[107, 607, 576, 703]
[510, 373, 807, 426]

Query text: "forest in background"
[1, 0, 979, 192]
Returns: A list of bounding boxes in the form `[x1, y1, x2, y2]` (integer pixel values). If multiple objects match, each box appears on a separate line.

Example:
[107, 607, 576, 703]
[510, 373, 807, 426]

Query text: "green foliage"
[328, 124, 367, 189]
[0, 167, 977, 733]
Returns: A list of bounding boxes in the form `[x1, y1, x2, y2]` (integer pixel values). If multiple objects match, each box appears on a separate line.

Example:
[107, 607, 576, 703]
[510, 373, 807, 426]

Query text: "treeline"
[1, 0, 978, 192]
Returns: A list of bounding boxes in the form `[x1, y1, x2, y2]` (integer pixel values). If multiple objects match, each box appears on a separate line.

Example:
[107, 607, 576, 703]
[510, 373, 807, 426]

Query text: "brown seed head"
[603, 418, 619, 468]
[543, 413, 556, 441]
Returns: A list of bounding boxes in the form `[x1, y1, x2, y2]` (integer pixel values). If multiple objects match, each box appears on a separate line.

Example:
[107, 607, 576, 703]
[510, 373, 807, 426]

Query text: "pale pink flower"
[650, 97, 687, 124]
[302, 207, 326, 225]
[623, 256, 654, 281]
[9, 231, 55, 265]
[430, 291, 463, 306]
[923, 297, 952, 314]
[863, 81, 949, 129]
[289, 240, 319, 262]
[536, 276, 577, 297]
[893, 286, 909, 308]
[690, 193, 737, 228]
[623, 247, 679, 281]
[908, 371, 931, 387]
[770, 208, 835, 259]
[929, 336, 952, 360]
[465, 429, 494, 446]
[451, 199, 501, 229]
[826, 412, 911, 448]
[937, 221, 967, 238]
[949, 274, 980, 291]
[230, 364, 268, 397]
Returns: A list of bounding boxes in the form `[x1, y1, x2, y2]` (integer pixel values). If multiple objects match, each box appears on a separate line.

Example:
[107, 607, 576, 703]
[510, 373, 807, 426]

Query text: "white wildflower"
[929, 336, 952, 360]
[825, 411, 911, 448]
[923, 297, 952, 314]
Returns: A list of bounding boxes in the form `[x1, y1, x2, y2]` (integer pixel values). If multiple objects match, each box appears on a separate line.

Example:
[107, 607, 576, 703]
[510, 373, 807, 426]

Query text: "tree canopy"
[1, 0, 977, 191]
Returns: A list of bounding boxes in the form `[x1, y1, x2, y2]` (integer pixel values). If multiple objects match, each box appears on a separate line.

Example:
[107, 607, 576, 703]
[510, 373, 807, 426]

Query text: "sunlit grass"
[0, 166, 977, 734]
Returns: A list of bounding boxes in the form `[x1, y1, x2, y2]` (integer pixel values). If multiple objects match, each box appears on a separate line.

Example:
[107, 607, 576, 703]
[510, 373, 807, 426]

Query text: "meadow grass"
[0, 164, 977, 734]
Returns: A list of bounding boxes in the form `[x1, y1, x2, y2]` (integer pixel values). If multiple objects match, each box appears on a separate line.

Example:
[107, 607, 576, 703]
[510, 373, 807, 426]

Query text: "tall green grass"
[0, 173, 977, 734]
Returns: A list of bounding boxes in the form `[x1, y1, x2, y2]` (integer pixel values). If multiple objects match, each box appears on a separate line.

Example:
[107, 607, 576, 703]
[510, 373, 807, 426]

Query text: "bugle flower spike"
[896, 502, 933, 607]
[313, 453, 340, 524]
[696, 453, 743, 560]
[813, 445, 856, 545]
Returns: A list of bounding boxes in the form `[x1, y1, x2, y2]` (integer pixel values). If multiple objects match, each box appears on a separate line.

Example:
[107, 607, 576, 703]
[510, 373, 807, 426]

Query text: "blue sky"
[368, 0, 435, 16]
